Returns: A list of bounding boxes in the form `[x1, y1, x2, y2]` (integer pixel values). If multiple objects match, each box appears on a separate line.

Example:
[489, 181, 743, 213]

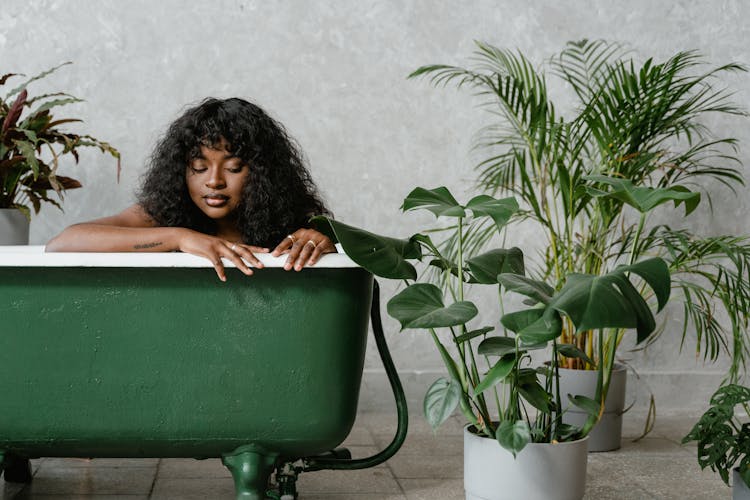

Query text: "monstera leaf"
[465, 195, 519, 231]
[585, 175, 701, 216]
[500, 258, 670, 343]
[548, 258, 670, 343]
[466, 248, 525, 284]
[387, 283, 478, 330]
[402, 186, 466, 217]
[312, 216, 421, 279]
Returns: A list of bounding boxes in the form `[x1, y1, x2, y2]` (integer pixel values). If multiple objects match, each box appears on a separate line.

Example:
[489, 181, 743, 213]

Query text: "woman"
[46, 97, 336, 281]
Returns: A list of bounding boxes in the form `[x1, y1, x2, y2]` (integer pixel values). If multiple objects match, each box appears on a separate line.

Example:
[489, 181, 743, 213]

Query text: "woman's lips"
[204, 194, 229, 207]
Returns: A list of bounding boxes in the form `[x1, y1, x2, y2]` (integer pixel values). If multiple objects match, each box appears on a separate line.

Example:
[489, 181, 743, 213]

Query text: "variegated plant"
[0, 63, 120, 217]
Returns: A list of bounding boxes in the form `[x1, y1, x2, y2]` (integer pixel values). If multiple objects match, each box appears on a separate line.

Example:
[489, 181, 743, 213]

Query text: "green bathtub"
[0, 247, 407, 499]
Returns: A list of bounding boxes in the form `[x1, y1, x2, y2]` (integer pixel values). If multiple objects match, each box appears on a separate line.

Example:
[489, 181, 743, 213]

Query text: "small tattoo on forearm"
[134, 241, 162, 250]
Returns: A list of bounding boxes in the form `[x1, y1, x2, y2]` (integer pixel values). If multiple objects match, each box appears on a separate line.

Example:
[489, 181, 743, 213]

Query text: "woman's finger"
[245, 245, 270, 253]
[223, 246, 254, 276]
[284, 240, 304, 271]
[235, 245, 264, 269]
[272, 234, 297, 257]
[211, 256, 227, 282]
[295, 240, 316, 271]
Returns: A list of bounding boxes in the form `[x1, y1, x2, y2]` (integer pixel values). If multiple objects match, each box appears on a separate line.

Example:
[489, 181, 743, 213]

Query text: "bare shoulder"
[84, 204, 158, 228]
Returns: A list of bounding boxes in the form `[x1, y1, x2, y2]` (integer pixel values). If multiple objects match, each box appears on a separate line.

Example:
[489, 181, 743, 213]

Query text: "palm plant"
[409, 39, 750, 382]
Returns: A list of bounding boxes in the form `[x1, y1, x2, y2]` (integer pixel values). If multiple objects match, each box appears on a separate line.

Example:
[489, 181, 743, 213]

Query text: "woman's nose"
[205, 167, 226, 189]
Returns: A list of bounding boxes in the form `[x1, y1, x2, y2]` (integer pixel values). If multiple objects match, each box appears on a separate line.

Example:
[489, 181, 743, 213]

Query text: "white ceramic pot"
[0, 209, 29, 245]
[556, 364, 627, 452]
[734, 468, 750, 500]
[464, 425, 588, 500]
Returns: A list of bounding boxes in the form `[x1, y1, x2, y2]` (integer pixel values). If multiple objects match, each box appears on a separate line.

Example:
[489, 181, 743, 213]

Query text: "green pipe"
[303, 280, 408, 471]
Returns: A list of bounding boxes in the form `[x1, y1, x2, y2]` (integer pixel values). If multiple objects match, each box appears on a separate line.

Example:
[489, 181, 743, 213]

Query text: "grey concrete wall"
[3, 0, 749, 415]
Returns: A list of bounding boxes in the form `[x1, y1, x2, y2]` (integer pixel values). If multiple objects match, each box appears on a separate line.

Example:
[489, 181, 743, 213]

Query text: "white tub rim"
[0, 245, 361, 268]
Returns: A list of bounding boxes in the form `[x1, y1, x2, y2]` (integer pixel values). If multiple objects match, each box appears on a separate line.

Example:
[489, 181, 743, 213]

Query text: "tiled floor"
[0, 412, 731, 499]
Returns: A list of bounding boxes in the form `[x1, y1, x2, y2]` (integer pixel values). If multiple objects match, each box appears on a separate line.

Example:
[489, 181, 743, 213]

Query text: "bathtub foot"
[222, 445, 278, 500]
[1, 453, 33, 483]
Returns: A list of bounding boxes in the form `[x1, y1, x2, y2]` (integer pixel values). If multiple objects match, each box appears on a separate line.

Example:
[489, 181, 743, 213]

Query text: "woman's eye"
[227, 164, 246, 173]
[190, 166, 208, 173]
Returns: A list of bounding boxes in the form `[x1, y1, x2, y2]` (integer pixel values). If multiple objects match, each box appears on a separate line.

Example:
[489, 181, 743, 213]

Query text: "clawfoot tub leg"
[0, 453, 33, 483]
[222, 445, 279, 500]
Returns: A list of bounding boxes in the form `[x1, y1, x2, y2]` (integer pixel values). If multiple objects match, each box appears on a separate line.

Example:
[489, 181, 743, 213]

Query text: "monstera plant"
[315, 185, 670, 449]
[315, 186, 670, 497]
[1, 62, 120, 217]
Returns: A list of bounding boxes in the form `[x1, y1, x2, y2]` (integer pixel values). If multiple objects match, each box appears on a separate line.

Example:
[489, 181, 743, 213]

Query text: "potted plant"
[0, 63, 120, 244]
[683, 384, 750, 499]
[315, 184, 670, 499]
[406, 39, 750, 450]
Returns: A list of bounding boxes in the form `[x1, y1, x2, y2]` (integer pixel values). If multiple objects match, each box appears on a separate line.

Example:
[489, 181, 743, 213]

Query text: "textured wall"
[3, 0, 749, 414]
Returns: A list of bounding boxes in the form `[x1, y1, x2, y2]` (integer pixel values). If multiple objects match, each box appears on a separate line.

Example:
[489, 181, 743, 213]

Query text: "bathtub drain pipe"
[301, 279, 408, 472]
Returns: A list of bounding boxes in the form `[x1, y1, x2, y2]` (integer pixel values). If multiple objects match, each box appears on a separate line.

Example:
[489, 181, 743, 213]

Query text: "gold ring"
[306, 240, 317, 248]
[287, 234, 296, 243]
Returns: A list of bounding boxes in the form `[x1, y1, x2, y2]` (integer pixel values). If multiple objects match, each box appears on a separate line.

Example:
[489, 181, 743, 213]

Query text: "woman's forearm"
[45, 224, 188, 253]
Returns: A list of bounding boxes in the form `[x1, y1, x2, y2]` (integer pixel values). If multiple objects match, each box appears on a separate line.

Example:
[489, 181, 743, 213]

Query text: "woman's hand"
[177, 229, 269, 282]
[271, 228, 337, 271]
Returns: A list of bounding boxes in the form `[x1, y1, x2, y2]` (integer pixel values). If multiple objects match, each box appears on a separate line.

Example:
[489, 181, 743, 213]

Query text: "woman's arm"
[45, 204, 266, 281]
[45, 205, 184, 253]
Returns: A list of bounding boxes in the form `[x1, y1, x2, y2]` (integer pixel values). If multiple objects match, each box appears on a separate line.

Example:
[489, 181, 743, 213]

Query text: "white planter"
[464, 425, 588, 500]
[0, 209, 29, 245]
[557, 364, 627, 452]
[734, 468, 750, 500]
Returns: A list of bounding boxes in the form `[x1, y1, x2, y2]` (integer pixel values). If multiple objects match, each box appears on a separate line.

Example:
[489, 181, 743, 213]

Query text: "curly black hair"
[138, 97, 330, 247]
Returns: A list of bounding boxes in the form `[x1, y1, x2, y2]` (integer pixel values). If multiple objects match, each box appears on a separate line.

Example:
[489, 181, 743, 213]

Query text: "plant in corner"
[0, 62, 120, 244]
[314, 184, 670, 500]
[683, 384, 750, 498]
[406, 39, 750, 449]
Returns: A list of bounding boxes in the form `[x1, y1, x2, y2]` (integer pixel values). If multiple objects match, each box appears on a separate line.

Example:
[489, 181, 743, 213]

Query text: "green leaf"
[466, 248, 524, 284]
[558, 344, 596, 367]
[311, 216, 420, 279]
[13, 140, 39, 177]
[585, 175, 701, 216]
[423, 377, 461, 430]
[500, 308, 544, 333]
[500, 307, 560, 345]
[518, 310, 562, 345]
[477, 336, 516, 356]
[710, 384, 750, 407]
[498, 273, 554, 304]
[495, 420, 531, 458]
[402, 186, 466, 217]
[519, 380, 553, 413]
[547, 258, 670, 343]
[617, 257, 671, 312]
[465, 194, 519, 231]
[472, 354, 516, 396]
[387, 283, 478, 330]
[568, 394, 601, 417]
[455, 326, 494, 344]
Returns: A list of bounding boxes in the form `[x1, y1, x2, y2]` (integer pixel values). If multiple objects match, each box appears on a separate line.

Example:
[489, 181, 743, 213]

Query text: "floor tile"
[295, 468, 401, 494]
[41, 459, 159, 469]
[150, 477, 234, 500]
[399, 478, 463, 500]
[12, 466, 156, 496]
[386, 453, 463, 479]
[157, 458, 230, 479]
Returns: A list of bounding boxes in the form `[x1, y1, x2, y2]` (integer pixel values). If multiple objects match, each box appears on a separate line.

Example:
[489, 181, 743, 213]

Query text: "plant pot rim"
[463, 424, 589, 447]
[556, 362, 627, 373]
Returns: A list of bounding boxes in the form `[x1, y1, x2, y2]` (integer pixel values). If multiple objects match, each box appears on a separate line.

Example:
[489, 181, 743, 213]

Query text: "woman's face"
[186, 144, 250, 223]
